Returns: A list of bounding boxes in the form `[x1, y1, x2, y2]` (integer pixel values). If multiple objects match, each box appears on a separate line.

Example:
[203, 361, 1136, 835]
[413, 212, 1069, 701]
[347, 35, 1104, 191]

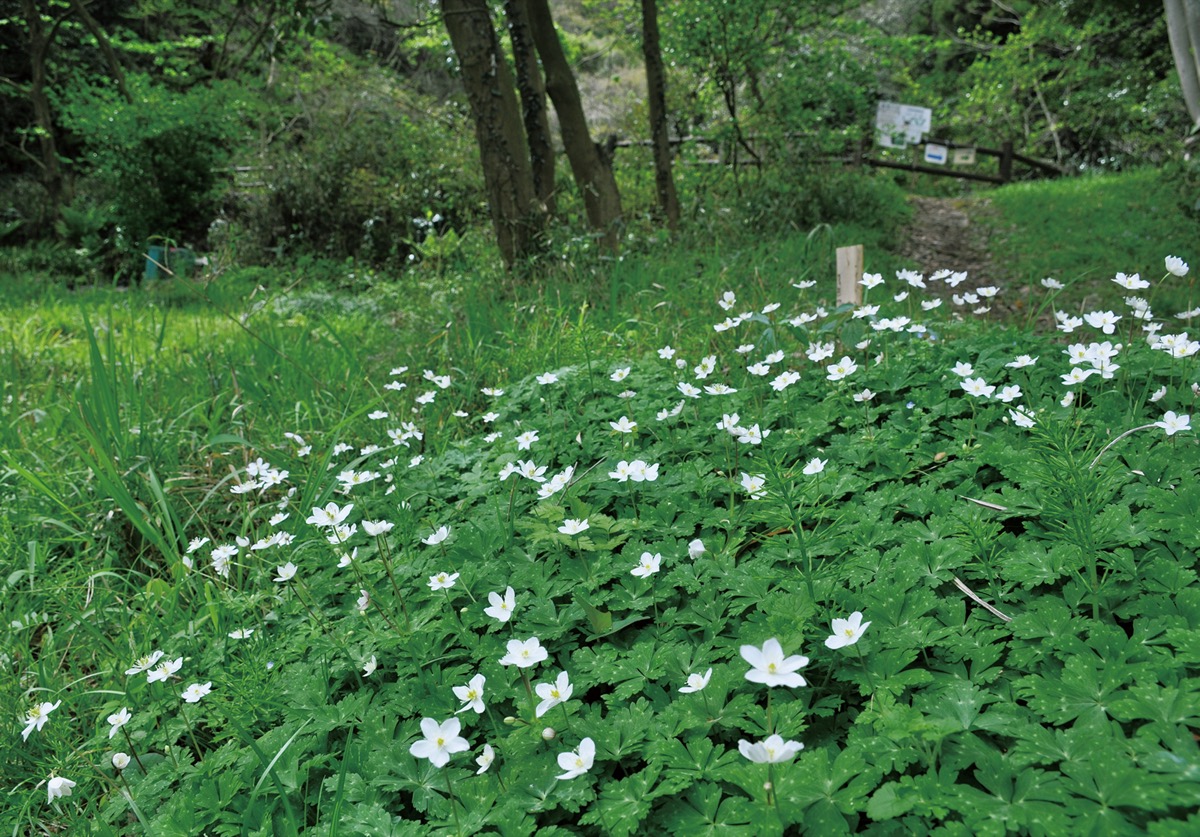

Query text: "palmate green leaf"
[1062, 752, 1174, 816]
[646, 733, 741, 784]
[915, 679, 999, 732]
[1000, 539, 1080, 588]
[953, 750, 1070, 837]
[580, 764, 665, 836]
[1010, 715, 1125, 768]
[1140, 481, 1200, 549]
[1110, 682, 1200, 732]
[865, 768, 959, 822]
[659, 784, 767, 835]
[1019, 656, 1133, 726]
[573, 640, 668, 702]
[774, 743, 877, 817]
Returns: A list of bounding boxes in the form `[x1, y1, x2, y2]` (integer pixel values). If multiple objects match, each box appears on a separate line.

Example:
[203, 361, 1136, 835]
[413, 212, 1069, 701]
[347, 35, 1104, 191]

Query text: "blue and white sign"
[924, 143, 948, 165]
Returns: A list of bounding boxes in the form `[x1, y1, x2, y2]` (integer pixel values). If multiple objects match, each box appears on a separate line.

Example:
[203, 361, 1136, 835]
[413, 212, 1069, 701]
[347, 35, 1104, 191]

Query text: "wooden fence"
[613, 133, 1067, 184]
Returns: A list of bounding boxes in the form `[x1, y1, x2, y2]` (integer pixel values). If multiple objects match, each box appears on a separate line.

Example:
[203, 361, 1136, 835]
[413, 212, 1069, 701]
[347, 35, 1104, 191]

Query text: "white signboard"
[952, 147, 977, 166]
[875, 101, 933, 149]
[924, 144, 948, 165]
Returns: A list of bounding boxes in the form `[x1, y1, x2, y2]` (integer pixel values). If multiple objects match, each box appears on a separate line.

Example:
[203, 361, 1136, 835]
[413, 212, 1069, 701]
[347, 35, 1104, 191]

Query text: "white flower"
[961, 377, 995, 398]
[21, 700, 61, 741]
[274, 562, 298, 583]
[770, 370, 800, 391]
[952, 361, 975, 377]
[515, 430, 540, 450]
[476, 743, 496, 774]
[688, 539, 706, 559]
[125, 650, 164, 676]
[356, 589, 370, 614]
[678, 382, 702, 398]
[106, 707, 131, 739]
[146, 657, 183, 684]
[181, 682, 212, 703]
[1166, 255, 1189, 277]
[422, 525, 450, 546]
[428, 571, 459, 591]
[558, 518, 590, 535]
[363, 519, 393, 537]
[824, 612, 871, 649]
[1006, 355, 1038, 368]
[228, 628, 254, 639]
[609, 416, 638, 433]
[738, 735, 804, 764]
[1083, 310, 1121, 334]
[860, 272, 884, 289]
[994, 385, 1022, 403]
[484, 587, 516, 624]
[112, 752, 131, 770]
[46, 775, 76, 803]
[631, 552, 662, 578]
[1155, 411, 1192, 436]
[610, 367, 631, 382]
[1149, 385, 1167, 403]
[680, 668, 712, 694]
[535, 671, 573, 718]
[740, 472, 767, 499]
[1009, 407, 1036, 428]
[1042, 277, 1065, 290]
[735, 424, 768, 445]
[1112, 272, 1149, 290]
[802, 458, 826, 475]
[556, 737, 596, 780]
[628, 460, 660, 482]
[453, 674, 487, 714]
[499, 637, 548, 669]
[740, 638, 808, 688]
[363, 655, 378, 677]
[826, 357, 858, 381]
[409, 717, 470, 768]
[853, 388, 875, 403]
[536, 372, 559, 385]
[657, 346, 676, 359]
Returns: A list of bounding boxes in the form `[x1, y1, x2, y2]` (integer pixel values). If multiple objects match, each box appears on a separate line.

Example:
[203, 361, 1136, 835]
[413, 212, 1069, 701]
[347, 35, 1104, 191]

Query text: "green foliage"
[2, 222, 1198, 834]
[60, 74, 246, 254]
[229, 42, 484, 267]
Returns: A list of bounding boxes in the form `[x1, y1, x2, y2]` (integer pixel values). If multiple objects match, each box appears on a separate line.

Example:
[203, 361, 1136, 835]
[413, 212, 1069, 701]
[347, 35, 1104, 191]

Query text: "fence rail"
[613, 132, 1067, 184]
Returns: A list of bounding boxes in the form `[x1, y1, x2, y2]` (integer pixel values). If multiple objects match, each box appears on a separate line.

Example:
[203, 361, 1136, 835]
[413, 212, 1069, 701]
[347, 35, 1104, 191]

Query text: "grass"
[982, 167, 1197, 315]
[1, 166, 1198, 834]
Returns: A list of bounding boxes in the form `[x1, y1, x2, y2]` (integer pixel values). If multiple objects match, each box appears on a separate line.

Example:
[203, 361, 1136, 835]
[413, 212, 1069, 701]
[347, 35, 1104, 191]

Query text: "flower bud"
[503, 716, 517, 725]
[541, 727, 556, 741]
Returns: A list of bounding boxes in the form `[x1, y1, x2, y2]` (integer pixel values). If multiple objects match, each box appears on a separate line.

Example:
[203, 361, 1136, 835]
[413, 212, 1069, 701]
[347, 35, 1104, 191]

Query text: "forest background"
[2, 0, 1198, 281]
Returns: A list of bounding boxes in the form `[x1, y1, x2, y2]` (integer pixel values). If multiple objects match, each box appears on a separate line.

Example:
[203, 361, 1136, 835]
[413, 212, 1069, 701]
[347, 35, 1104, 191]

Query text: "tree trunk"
[69, 0, 133, 104]
[1166, 0, 1200, 128]
[525, 0, 623, 250]
[641, 0, 679, 230]
[21, 0, 68, 229]
[505, 0, 557, 215]
[440, 0, 541, 267]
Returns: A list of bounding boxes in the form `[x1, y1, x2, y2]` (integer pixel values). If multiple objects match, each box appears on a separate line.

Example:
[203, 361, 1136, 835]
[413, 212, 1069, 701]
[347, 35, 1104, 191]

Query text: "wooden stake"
[836, 245, 863, 307]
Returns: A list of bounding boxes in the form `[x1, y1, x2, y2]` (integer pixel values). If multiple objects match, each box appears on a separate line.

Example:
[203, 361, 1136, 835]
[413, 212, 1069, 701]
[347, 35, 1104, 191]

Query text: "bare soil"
[897, 195, 999, 283]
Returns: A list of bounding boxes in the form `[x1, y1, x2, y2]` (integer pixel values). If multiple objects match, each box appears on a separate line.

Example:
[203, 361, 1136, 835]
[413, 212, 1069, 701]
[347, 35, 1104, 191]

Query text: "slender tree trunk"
[440, 0, 541, 267]
[504, 0, 557, 215]
[21, 0, 68, 228]
[525, 0, 623, 251]
[1165, 0, 1200, 128]
[641, 0, 679, 230]
[68, 0, 133, 103]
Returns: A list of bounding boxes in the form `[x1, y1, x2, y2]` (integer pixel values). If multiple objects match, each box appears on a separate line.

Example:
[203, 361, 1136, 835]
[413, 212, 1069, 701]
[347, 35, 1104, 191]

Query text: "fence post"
[836, 245, 864, 308]
[999, 141, 1014, 183]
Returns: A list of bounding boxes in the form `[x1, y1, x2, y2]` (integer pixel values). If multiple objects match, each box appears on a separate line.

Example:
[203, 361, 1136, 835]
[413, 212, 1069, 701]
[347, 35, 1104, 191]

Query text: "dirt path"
[896, 195, 999, 283]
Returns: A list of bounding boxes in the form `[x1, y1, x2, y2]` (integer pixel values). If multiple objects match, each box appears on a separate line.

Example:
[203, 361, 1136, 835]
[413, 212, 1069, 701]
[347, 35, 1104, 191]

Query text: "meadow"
[2, 170, 1198, 835]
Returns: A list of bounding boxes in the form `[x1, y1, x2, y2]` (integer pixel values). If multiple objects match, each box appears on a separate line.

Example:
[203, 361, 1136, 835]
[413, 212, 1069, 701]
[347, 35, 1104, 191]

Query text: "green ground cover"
[1, 169, 1198, 834]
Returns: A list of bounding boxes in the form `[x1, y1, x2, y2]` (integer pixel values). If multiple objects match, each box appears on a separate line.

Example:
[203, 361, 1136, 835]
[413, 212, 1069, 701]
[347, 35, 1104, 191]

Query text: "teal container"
[145, 245, 166, 279]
